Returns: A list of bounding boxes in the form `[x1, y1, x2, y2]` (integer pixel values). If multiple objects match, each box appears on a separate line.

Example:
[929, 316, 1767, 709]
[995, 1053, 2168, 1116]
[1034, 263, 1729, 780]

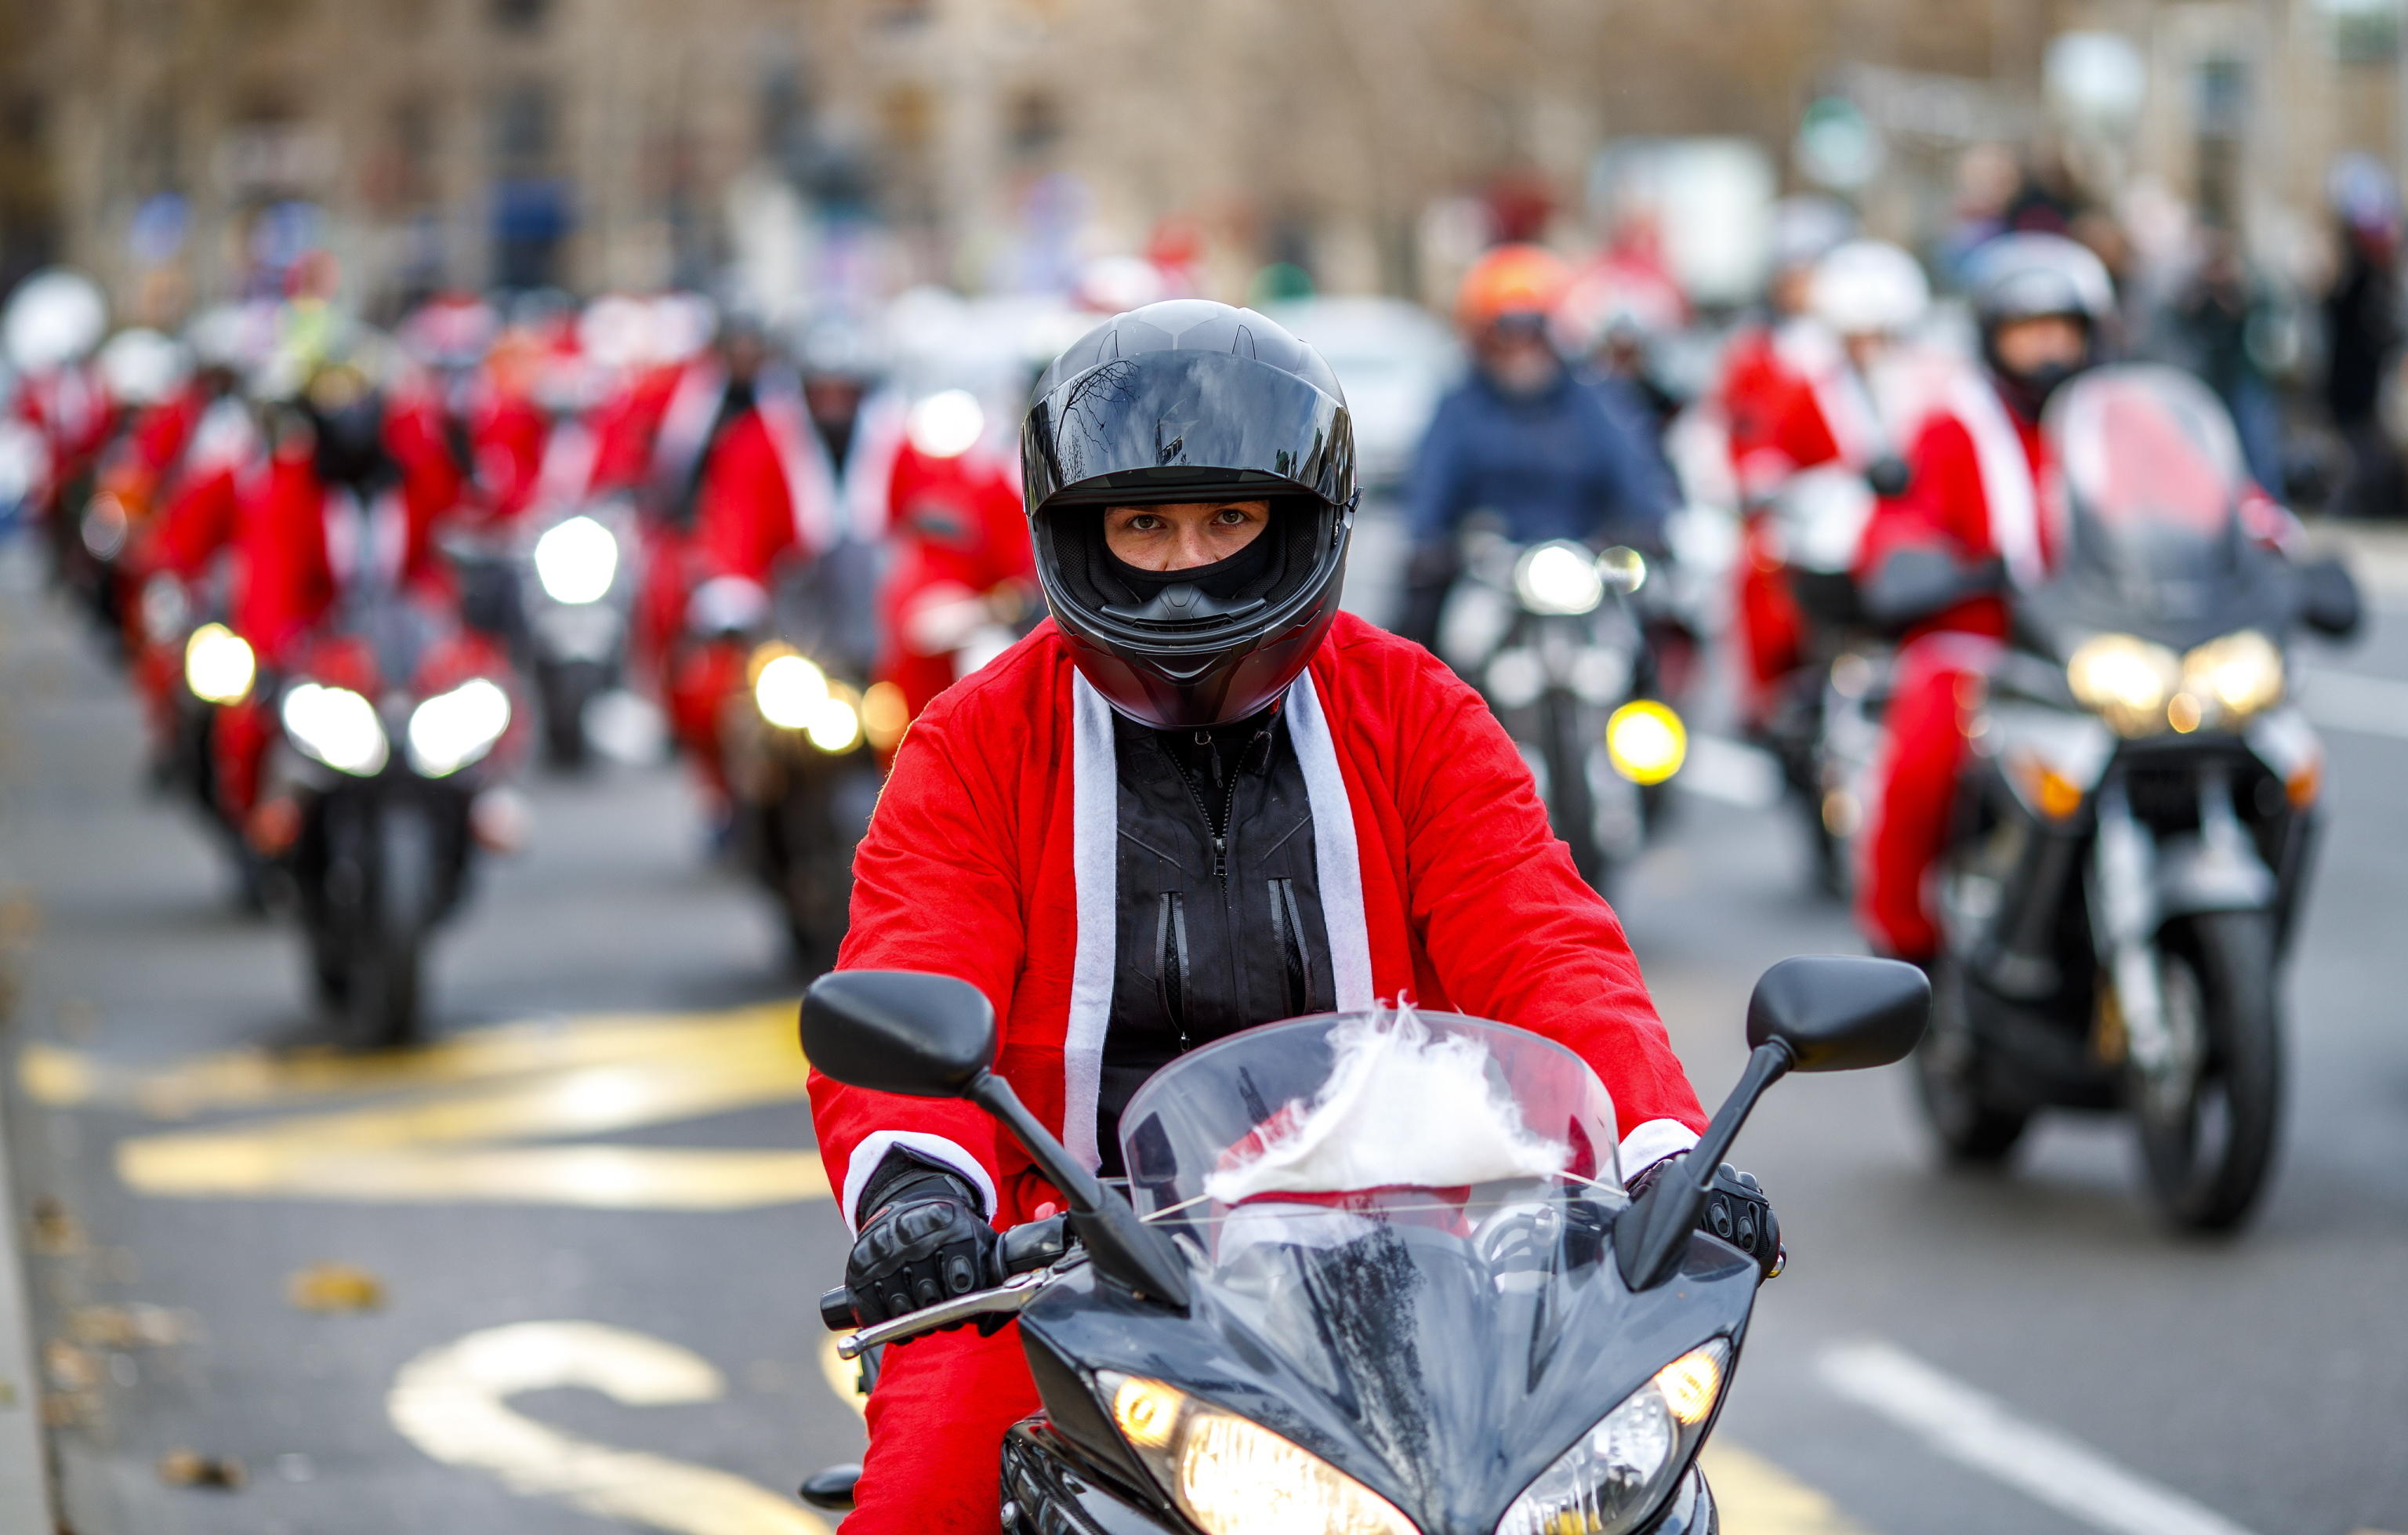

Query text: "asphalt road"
[2, 526, 2406, 1535]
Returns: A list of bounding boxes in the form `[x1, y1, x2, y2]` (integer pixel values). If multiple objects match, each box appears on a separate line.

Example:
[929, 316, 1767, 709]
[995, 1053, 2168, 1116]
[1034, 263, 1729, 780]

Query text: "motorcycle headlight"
[1514, 542, 1606, 616]
[532, 514, 619, 604]
[406, 677, 513, 777]
[1099, 1374, 1416, 1535]
[2065, 633, 2181, 736]
[2181, 630, 2282, 722]
[1606, 699, 1687, 785]
[1496, 1341, 1730, 1535]
[752, 651, 864, 752]
[183, 622, 255, 705]
[281, 683, 388, 776]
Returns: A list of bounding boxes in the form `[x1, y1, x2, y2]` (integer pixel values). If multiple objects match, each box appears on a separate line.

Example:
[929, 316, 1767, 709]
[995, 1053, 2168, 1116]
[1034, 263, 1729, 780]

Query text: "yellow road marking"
[26, 1000, 836, 1210]
[22, 1003, 796, 1116]
[125, 1145, 830, 1210]
[390, 1321, 825, 1535]
[1703, 1442, 1880, 1535]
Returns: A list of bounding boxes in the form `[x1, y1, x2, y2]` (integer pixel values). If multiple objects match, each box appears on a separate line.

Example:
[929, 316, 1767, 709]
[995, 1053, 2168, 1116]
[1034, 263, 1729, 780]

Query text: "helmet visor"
[1022, 349, 1354, 513]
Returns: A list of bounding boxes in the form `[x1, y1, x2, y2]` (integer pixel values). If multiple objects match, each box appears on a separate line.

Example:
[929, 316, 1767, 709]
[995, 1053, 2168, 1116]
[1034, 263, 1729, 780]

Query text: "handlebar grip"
[999, 1214, 1070, 1277]
[818, 1286, 858, 1334]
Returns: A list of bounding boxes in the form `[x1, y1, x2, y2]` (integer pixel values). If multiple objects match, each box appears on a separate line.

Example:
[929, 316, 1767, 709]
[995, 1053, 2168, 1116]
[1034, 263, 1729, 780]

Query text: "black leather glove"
[1627, 1155, 1783, 1281]
[845, 1156, 1000, 1326]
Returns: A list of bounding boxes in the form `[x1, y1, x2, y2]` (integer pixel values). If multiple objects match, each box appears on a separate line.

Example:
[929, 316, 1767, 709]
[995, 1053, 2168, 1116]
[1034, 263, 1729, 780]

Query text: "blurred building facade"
[4, 0, 2408, 311]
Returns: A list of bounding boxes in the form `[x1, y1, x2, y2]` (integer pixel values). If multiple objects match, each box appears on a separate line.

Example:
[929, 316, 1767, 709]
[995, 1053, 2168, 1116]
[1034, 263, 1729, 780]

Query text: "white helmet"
[1808, 241, 1930, 338]
[5, 269, 107, 372]
[96, 328, 192, 405]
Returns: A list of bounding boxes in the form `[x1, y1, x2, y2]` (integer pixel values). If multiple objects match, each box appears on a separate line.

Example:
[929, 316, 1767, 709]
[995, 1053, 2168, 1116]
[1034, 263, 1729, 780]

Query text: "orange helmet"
[1456, 244, 1572, 333]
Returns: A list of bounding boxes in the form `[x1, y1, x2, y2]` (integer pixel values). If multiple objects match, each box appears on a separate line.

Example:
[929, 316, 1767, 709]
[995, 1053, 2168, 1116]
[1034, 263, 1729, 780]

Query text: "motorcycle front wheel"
[2135, 910, 2281, 1232]
[1912, 951, 2029, 1165]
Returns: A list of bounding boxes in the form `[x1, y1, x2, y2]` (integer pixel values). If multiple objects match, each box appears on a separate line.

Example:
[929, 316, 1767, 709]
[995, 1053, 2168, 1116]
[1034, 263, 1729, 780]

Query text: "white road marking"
[2301, 669, 2408, 741]
[1819, 1340, 2258, 1535]
[390, 1321, 825, 1535]
[1681, 733, 1786, 810]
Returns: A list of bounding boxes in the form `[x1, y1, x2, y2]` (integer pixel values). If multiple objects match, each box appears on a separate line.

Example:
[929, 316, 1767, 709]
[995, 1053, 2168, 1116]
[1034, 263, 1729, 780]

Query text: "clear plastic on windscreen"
[2046, 364, 2250, 593]
[1114, 1010, 1641, 1525]
[1119, 1007, 1622, 1221]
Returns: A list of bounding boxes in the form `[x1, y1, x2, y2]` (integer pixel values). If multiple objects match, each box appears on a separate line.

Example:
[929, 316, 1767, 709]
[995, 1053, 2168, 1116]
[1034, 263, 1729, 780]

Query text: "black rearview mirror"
[800, 971, 995, 1098]
[1746, 955, 1928, 1072]
[2297, 555, 2362, 640]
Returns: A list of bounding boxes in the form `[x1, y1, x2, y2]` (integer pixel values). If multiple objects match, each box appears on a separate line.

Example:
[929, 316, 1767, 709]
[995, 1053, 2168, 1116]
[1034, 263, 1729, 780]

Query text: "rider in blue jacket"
[1400, 245, 1677, 647]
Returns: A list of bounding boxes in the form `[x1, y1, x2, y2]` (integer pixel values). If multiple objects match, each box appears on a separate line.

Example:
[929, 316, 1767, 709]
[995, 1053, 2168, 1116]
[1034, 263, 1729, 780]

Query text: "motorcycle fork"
[2087, 778, 2184, 1089]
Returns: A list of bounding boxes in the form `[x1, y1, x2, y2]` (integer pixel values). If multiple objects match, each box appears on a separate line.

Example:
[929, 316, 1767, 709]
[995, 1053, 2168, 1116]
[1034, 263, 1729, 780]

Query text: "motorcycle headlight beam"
[183, 622, 256, 706]
[1099, 1373, 1416, 1535]
[2066, 633, 2181, 736]
[1496, 1340, 1731, 1535]
[532, 513, 620, 605]
[1514, 541, 1608, 615]
[281, 683, 388, 776]
[2181, 629, 2283, 721]
[406, 677, 513, 777]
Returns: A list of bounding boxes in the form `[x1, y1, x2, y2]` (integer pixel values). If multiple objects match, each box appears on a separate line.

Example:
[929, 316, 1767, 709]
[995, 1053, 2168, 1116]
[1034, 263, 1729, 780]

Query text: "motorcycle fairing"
[1014, 1204, 1755, 1535]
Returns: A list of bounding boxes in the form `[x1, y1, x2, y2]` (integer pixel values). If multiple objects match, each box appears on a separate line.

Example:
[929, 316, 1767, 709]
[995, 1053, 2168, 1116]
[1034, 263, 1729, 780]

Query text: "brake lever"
[835, 1267, 1054, 1361]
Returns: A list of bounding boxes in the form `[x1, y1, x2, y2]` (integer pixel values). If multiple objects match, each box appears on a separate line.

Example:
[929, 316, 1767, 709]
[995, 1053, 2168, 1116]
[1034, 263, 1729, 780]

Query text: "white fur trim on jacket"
[1951, 372, 2044, 589]
[1286, 671, 1376, 1012]
[841, 1130, 1001, 1233]
[1617, 1118, 1703, 1184]
[1062, 675, 1120, 1172]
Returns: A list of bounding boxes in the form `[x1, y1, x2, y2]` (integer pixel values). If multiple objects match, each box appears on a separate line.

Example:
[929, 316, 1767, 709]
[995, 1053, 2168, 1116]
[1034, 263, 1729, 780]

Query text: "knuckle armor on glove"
[845, 1167, 1000, 1326]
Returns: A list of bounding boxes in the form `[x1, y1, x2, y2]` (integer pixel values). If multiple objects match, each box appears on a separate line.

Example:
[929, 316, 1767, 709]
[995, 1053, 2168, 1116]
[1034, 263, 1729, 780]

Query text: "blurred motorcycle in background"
[253, 592, 523, 1049]
[1912, 365, 2359, 1229]
[1437, 530, 1685, 891]
[716, 554, 893, 966]
[1759, 459, 1905, 895]
[520, 492, 639, 768]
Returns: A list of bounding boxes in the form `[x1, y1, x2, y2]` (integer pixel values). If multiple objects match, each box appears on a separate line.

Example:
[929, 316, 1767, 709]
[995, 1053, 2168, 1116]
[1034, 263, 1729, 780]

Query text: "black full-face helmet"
[1021, 299, 1355, 729]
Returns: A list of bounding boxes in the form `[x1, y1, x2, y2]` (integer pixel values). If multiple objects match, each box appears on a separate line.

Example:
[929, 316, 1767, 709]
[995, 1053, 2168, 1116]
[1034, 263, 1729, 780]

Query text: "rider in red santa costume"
[1852, 234, 2112, 961]
[808, 299, 1779, 1535]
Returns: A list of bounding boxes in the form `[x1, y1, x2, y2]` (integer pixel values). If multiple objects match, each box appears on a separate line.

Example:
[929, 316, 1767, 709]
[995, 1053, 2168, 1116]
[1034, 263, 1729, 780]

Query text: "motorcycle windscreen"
[2044, 364, 2252, 619]
[1118, 1012, 1685, 1532]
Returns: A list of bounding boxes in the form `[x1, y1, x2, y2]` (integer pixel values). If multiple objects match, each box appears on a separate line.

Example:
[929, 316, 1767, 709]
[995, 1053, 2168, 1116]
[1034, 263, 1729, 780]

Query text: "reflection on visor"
[1025, 350, 1353, 509]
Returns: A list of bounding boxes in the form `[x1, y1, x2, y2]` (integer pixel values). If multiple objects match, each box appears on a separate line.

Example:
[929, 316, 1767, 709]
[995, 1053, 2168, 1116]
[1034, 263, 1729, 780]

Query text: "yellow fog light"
[183, 623, 256, 705]
[1606, 699, 1687, 785]
[1112, 1375, 1182, 1450]
[1653, 1346, 1724, 1428]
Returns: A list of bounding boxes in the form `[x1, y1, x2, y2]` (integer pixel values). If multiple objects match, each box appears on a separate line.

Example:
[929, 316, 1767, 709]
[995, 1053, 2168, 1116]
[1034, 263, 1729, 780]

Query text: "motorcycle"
[520, 494, 639, 768]
[797, 954, 1927, 1535]
[720, 548, 891, 965]
[1909, 365, 2359, 1230]
[1759, 461, 1902, 895]
[258, 592, 522, 1049]
[140, 572, 271, 907]
[1437, 530, 1686, 891]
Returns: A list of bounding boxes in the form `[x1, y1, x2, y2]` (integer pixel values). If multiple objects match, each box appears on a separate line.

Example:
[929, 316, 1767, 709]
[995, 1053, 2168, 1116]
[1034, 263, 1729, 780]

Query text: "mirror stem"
[965, 1072, 1191, 1312]
[1616, 1040, 1793, 1292]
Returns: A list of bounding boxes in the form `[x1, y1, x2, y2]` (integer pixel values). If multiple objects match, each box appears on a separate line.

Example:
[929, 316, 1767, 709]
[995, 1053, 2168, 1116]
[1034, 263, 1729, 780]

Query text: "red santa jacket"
[875, 440, 1036, 720]
[807, 611, 1708, 1230]
[1855, 372, 2058, 647]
